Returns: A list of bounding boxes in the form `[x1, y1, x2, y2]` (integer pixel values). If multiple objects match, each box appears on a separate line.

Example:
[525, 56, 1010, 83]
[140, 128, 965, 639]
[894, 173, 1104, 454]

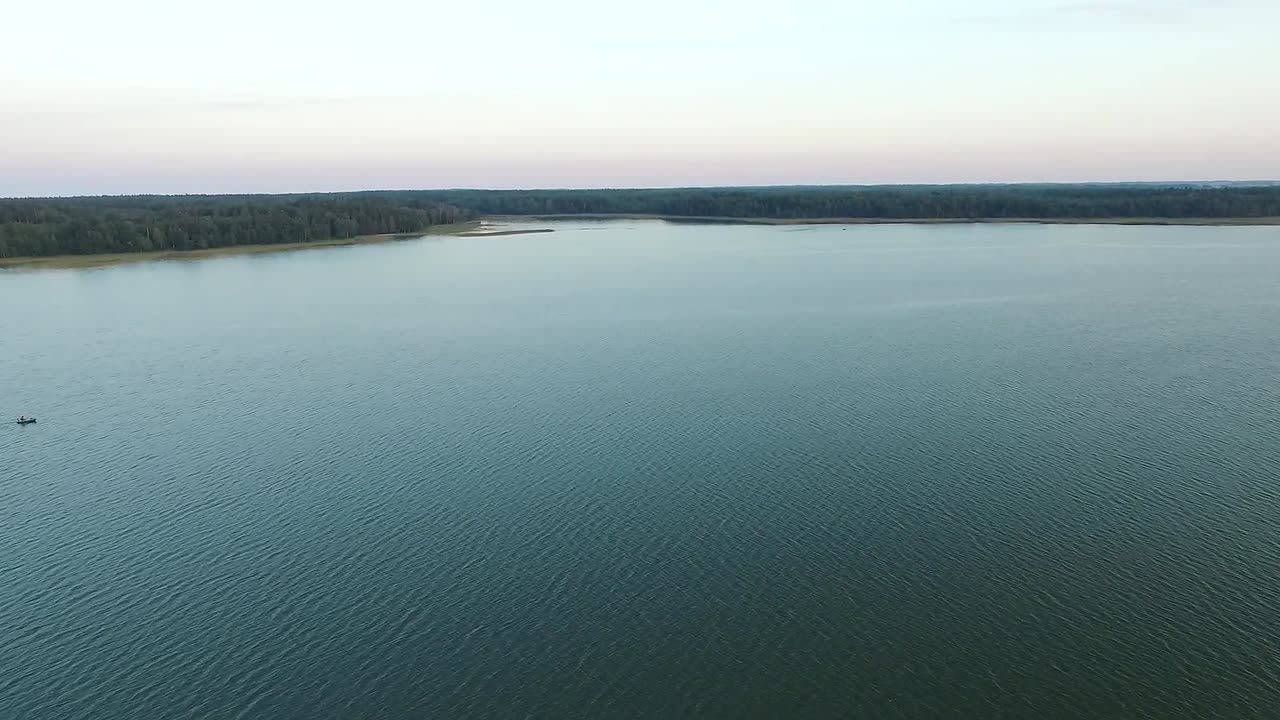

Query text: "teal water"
[4, 221, 1280, 718]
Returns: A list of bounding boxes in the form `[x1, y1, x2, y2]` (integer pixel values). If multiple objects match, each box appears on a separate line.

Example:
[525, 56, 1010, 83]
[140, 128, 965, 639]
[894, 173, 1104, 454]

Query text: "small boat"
[16, 417, 36, 425]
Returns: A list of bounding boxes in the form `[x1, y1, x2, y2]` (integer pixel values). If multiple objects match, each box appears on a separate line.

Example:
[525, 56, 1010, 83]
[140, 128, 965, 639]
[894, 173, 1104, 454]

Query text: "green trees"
[403, 185, 1280, 220]
[2, 185, 1278, 259]
[0, 196, 473, 258]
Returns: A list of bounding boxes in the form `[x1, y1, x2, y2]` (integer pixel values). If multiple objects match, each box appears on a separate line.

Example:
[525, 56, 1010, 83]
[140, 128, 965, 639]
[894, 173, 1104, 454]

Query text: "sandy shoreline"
[6, 214, 1278, 271]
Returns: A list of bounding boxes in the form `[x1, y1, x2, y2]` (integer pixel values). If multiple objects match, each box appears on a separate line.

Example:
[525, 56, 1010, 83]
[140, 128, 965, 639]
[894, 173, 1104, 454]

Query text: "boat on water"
[16, 417, 36, 425]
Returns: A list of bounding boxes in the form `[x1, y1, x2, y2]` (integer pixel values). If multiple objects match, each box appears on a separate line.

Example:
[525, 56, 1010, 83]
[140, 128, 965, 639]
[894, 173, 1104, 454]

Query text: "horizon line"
[5, 180, 1280, 201]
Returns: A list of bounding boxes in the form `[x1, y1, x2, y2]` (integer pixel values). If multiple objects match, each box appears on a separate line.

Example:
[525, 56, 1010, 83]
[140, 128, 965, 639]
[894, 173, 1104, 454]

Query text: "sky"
[2, 0, 1278, 196]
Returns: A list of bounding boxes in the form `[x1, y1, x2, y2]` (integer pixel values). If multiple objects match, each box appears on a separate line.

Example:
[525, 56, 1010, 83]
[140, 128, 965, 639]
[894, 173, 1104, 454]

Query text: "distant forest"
[410, 185, 1280, 221]
[0, 196, 473, 259]
[3, 185, 1279, 259]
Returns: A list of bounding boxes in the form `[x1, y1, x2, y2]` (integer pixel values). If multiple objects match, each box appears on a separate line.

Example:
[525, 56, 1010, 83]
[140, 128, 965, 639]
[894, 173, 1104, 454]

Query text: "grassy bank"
[0, 223, 479, 271]
[504, 213, 1280, 227]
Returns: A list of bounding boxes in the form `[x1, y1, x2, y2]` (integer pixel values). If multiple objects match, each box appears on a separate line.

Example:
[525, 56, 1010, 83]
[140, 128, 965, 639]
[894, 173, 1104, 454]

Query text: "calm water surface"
[4, 221, 1280, 718]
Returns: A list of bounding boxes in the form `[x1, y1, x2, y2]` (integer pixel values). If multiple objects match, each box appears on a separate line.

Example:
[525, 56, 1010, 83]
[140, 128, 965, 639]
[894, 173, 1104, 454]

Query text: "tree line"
[0, 196, 472, 258]
[2, 185, 1278, 259]
[405, 185, 1280, 221]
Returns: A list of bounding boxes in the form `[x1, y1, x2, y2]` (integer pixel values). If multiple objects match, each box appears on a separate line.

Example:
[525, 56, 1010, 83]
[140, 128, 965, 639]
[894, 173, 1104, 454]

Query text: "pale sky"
[3, 0, 1278, 196]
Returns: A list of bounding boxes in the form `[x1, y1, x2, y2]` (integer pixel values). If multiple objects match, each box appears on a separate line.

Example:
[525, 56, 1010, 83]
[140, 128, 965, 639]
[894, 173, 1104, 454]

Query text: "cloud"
[1044, 2, 1176, 20]
[959, 0, 1232, 27]
[4, 91, 417, 119]
[194, 95, 384, 112]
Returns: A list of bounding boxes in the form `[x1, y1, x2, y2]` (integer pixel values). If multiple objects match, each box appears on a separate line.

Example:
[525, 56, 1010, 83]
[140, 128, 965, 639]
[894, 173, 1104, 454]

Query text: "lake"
[4, 220, 1280, 719]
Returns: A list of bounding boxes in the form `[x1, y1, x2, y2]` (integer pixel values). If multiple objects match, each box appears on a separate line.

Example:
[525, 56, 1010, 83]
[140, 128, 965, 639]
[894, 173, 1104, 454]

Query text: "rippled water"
[5, 221, 1280, 719]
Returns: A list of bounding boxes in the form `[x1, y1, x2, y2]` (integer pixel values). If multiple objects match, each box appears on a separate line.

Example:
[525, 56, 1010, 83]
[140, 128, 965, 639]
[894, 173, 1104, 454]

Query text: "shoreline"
[495, 213, 1280, 227]
[6, 214, 1278, 270]
[0, 223, 482, 271]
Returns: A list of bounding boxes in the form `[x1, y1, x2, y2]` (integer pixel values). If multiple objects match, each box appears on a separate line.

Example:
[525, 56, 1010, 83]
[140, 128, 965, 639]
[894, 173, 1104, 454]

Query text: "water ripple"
[4, 222, 1280, 718]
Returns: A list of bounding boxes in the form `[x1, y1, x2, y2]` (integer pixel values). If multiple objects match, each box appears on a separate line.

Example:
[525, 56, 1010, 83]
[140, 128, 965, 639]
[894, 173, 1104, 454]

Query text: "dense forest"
[407, 185, 1280, 221]
[3, 185, 1279, 259]
[0, 195, 473, 259]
